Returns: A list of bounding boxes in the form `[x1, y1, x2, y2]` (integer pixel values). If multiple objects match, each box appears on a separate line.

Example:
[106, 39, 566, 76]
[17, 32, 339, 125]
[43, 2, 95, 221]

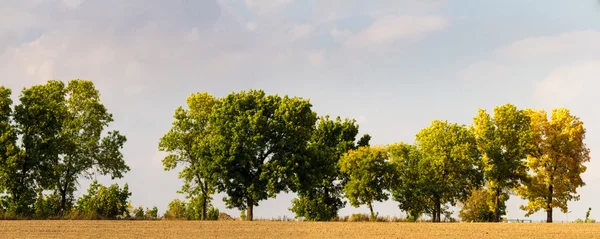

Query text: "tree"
[459, 187, 506, 222]
[517, 108, 590, 223]
[4, 80, 129, 216]
[159, 92, 219, 220]
[50, 80, 129, 215]
[472, 103, 533, 222]
[209, 89, 316, 221]
[145, 206, 159, 219]
[339, 146, 391, 220]
[9, 81, 66, 215]
[413, 120, 482, 222]
[290, 116, 360, 221]
[0, 86, 24, 214]
[164, 199, 188, 220]
[75, 180, 131, 219]
[388, 142, 431, 221]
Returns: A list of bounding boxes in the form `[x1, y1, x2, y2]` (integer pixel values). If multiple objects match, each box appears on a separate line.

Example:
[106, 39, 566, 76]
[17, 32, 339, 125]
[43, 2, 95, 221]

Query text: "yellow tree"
[517, 108, 590, 223]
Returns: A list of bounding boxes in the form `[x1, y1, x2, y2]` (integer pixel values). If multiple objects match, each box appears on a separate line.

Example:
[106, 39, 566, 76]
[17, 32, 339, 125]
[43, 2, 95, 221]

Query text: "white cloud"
[330, 28, 352, 42]
[246, 22, 257, 31]
[496, 30, 600, 60]
[290, 24, 313, 39]
[534, 61, 600, 107]
[307, 50, 325, 67]
[344, 15, 448, 49]
[244, 0, 294, 16]
[62, 0, 84, 9]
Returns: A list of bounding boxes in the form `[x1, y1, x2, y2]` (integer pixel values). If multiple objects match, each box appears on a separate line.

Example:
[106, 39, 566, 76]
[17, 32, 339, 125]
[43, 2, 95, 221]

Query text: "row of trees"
[0, 80, 591, 222]
[160, 90, 590, 223]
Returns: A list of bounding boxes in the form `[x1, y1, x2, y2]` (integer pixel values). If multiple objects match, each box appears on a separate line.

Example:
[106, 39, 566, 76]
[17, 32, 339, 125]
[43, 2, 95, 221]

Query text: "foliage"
[291, 116, 361, 221]
[0, 80, 129, 217]
[133, 206, 145, 219]
[159, 92, 219, 220]
[517, 108, 590, 223]
[388, 143, 428, 221]
[145, 206, 159, 219]
[164, 199, 188, 220]
[472, 103, 533, 222]
[459, 187, 506, 222]
[75, 180, 131, 219]
[208, 89, 317, 221]
[412, 120, 482, 222]
[339, 146, 391, 220]
[207, 206, 220, 220]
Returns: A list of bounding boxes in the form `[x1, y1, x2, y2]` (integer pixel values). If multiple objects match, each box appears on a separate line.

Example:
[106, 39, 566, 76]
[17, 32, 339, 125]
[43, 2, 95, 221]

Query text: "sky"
[1, 0, 600, 222]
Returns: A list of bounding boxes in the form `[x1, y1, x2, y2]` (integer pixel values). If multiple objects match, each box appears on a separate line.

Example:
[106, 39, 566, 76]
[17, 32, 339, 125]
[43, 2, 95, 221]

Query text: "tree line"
[0, 80, 591, 223]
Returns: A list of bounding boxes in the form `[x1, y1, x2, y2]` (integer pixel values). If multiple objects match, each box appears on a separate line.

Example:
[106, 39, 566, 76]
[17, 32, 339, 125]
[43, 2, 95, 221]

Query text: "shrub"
[75, 180, 131, 219]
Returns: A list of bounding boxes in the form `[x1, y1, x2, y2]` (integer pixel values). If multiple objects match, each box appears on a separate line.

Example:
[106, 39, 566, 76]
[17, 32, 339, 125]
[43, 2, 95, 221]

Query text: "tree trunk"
[546, 184, 553, 223]
[494, 188, 501, 222]
[201, 196, 207, 220]
[434, 195, 441, 223]
[60, 168, 70, 215]
[368, 202, 375, 221]
[247, 196, 254, 221]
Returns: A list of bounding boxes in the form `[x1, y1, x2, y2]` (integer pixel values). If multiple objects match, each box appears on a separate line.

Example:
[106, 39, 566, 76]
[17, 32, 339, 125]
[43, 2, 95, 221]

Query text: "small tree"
[339, 146, 391, 221]
[164, 199, 187, 220]
[75, 180, 131, 219]
[133, 206, 145, 219]
[145, 206, 159, 219]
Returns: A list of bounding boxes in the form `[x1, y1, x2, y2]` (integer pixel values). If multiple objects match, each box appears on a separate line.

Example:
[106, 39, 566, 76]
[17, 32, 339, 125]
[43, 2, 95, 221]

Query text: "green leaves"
[158, 92, 219, 220]
[208, 89, 317, 220]
[339, 146, 391, 219]
[472, 103, 533, 222]
[0, 80, 129, 216]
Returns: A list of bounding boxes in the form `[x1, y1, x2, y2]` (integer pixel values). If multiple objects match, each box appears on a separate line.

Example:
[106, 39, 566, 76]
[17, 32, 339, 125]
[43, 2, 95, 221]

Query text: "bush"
[133, 206, 145, 219]
[207, 206, 219, 221]
[145, 206, 159, 219]
[75, 180, 131, 219]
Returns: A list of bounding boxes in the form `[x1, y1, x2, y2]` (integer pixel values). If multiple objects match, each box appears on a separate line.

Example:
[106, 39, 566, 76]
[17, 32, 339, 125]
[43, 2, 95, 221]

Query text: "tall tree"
[388, 142, 431, 221]
[0, 86, 25, 214]
[339, 146, 391, 220]
[159, 92, 219, 220]
[49, 80, 129, 214]
[413, 120, 482, 222]
[290, 116, 359, 221]
[10, 81, 66, 215]
[209, 90, 316, 221]
[517, 108, 590, 223]
[472, 103, 533, 222]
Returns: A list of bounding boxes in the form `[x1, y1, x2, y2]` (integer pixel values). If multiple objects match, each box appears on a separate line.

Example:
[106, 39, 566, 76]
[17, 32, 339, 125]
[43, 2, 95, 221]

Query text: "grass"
[0, 221, 599, 238]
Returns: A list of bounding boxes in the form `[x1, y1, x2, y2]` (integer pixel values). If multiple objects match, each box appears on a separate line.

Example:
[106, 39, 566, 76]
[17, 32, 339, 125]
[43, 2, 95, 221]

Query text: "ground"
[0, 221, 598, 238]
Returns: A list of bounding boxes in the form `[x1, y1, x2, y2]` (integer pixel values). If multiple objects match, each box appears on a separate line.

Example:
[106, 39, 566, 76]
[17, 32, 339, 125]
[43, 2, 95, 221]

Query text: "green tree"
[290, 116, 360, 221]
[9, 81, 66, 215]
[473, 103, 533, 222]
[159, 92, 219, 220]
[388, 142, 430, 221]
[164, 199, 188, 220]
[133, 206, 145, 219]
[0, 86, 24, 214]
[339, 146, 391, 220]
[50, 80, 129, 215]
[145, 206, 159, 219]
[413, 120, 482, 222]
[517, 108, 590, 223]
[209, 90, 317, 221]
[75, 180, 131, 219]
[459, 187, 506, 222]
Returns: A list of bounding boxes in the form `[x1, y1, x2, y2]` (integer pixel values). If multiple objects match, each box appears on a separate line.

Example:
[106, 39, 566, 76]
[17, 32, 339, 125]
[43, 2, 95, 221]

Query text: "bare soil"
[0, 221, 598, 239]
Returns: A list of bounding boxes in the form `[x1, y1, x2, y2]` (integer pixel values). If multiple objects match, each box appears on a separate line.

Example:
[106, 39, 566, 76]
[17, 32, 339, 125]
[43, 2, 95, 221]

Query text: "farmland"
[0, 221, 598, 239]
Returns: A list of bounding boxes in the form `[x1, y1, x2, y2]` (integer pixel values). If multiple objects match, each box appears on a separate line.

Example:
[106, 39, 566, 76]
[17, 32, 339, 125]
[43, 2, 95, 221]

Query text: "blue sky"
[2, 0, 600, 221]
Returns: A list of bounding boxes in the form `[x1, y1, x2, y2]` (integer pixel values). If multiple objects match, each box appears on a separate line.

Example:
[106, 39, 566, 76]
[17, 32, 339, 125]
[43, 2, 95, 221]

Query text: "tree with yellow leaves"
[517, 108, 590, 223]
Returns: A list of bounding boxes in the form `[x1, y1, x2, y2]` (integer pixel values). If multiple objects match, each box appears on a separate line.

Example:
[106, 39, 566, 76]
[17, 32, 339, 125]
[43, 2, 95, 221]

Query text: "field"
[0, 221, 598, 238]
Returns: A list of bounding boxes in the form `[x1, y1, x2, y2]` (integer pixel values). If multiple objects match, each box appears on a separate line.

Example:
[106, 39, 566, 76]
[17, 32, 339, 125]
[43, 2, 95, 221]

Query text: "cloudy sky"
[2, 0, 600, 221]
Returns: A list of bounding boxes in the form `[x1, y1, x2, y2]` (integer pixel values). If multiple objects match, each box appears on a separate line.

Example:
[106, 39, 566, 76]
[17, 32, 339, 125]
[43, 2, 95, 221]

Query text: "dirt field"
[0, 221, 599, 239]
